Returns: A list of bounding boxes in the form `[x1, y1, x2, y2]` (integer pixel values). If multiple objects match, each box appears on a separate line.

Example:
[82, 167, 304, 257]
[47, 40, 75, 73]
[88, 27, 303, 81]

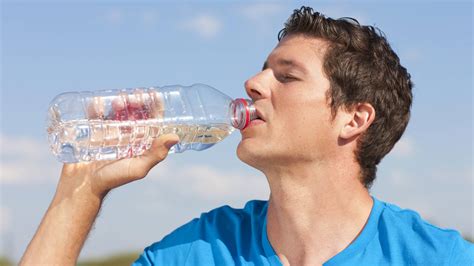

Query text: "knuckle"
[134, 168, 149, 179]
[157, 152, 169, 163]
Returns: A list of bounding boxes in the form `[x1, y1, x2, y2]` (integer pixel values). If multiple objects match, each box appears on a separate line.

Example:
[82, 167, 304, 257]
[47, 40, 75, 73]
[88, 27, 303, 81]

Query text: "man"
[21, 6, 472, 265]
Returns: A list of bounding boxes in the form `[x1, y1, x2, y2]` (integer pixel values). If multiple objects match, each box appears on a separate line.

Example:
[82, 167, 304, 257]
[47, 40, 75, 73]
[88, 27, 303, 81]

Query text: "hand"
[59, 88, 174, 200]
[57, 133, 179, 200]
[20, 134, 178, 266]
[22, 90, 176, 265]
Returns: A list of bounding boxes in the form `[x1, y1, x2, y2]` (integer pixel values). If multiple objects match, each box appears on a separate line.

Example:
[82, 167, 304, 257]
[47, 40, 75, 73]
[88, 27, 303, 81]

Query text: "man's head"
[237, 6, 412, 189]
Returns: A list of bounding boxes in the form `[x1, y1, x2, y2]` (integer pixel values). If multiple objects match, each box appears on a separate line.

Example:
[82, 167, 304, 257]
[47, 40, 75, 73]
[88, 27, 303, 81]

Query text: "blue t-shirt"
[133, 197, 473, 265]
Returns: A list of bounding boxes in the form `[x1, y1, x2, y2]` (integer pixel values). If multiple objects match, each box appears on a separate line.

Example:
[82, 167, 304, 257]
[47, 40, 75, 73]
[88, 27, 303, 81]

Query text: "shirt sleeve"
[131, 218, 201, 265]
[132, 246, 155, 266]
[449, 236, 474, 265]
[132, 242, 195, 266]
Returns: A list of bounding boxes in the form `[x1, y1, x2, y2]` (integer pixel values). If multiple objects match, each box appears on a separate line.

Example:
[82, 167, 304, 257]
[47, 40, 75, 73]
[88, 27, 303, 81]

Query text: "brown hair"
[279, 6, 413, 188]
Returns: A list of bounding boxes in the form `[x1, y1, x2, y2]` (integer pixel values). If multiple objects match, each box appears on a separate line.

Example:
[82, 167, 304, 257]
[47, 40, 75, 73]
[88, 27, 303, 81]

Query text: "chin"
[236, 140, 275, 170]
[237, 140, 251, 159]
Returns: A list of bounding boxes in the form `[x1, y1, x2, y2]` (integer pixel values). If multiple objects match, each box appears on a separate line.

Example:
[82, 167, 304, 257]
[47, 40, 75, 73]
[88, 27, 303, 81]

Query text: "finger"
[111, 93, 128, 120]
[134, 133, 180, 171]
[97, 133, 179, 188]
[127, 91, 148, 120]
[149, 90, 165, 119]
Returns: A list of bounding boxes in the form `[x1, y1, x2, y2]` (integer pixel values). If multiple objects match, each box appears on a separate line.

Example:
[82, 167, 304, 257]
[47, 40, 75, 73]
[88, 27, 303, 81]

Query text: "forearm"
[20, 135, 178, 265]
[20, 183, 104, 265]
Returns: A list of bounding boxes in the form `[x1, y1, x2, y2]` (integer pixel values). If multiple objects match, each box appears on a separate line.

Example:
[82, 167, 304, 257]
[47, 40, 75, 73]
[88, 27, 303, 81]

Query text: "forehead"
[267, 35, 328, 68]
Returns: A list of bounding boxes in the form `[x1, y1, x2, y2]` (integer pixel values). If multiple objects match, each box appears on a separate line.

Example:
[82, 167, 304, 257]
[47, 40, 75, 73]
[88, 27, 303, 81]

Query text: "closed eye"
[277, 73, 299, 83]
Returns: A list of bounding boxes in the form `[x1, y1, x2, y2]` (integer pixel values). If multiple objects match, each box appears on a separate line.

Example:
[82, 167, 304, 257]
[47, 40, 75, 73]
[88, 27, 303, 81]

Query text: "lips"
[240, 106, 266, 131]
[255, 109, 265, 122]
[249, 119, 265, 127]
[242, 108, 265, 129]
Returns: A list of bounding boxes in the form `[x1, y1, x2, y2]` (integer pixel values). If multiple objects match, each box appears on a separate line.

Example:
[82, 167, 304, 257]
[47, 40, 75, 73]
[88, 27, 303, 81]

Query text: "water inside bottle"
[47, 119, 234, 163]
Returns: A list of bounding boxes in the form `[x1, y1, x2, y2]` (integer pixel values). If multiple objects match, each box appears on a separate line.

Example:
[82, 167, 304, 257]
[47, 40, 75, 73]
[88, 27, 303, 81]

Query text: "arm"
[20, 134, 179, 266]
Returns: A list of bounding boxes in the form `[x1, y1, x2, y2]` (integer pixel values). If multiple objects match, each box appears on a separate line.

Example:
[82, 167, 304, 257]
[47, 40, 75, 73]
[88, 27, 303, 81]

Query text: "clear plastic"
[47, 83, 256, 163]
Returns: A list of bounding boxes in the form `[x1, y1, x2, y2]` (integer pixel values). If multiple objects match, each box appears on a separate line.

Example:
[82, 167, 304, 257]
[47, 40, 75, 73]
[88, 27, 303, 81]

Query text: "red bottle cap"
[230, 98, 256, 130]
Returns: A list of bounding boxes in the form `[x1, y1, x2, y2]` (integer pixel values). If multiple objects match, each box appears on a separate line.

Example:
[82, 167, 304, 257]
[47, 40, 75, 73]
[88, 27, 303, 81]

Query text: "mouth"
[244, 108, 266, 129]
[255, 109, 266, 122]
[248, 119, 265, 128]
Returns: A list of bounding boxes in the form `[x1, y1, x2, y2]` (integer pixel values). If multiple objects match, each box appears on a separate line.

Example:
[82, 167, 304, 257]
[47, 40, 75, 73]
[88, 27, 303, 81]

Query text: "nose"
[244, 70, 271, 101]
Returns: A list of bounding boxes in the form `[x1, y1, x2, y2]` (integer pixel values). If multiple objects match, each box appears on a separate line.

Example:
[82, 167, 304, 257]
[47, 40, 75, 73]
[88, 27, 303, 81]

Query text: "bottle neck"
[230, 98, 257, 130]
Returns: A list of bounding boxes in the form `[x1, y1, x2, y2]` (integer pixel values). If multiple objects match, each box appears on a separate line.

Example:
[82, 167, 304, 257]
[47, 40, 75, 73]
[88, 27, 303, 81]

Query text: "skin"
[20, 134, 179, 265]
[237, 35, 375, 265]
[21, 34, 376, 266]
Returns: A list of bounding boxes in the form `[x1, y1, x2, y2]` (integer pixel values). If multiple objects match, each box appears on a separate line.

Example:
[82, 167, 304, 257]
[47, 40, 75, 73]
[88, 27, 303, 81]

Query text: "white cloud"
[104, 8, 123, 25]
[241, 3, 284, 21]
[1, 135, 45, 158]
[142, 10, 159, 26]
[180, 14, 222, 39]
[0, 133, 268, 202]
[102, 8, 159, 27]
[0, 135, 61, 184]
[79, 160, 269, 258]
[391, 136, 415, 157]
[180, 165, 268, 201]
[240, 3, 285, 35]
[385, 169, 410, 187]
[0, 133, 269, 260]
[146, 161, 269, 202]
[374, 165, 473, 238]
[319, 6, 369, 25]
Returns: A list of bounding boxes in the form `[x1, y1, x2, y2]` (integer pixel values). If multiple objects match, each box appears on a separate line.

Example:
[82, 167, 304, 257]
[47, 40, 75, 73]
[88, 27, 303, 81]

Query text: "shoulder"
[376, 199, 473, 264]
[199, 199, 268, 227]
[133, 200, 268, 265]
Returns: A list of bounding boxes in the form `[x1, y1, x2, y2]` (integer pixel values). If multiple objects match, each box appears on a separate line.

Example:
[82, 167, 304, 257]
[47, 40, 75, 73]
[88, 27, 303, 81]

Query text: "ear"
[340, 103, 376, 140]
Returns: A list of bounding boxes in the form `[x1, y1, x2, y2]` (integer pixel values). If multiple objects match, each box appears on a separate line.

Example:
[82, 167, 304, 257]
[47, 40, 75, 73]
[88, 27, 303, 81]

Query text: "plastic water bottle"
[47, 83, 256, 163]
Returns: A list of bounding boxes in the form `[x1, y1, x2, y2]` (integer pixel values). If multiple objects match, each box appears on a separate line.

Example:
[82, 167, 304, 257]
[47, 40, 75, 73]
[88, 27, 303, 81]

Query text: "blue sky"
[1, 1, 473, 261]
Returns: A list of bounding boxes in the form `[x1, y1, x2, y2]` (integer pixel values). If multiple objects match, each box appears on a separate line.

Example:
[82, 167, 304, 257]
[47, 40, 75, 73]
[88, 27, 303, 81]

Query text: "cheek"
[275, 103, 333, 146]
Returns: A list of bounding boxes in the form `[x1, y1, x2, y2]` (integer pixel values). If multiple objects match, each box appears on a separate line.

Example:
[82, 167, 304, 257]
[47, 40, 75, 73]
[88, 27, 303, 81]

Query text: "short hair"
[278, 6, 413, 188]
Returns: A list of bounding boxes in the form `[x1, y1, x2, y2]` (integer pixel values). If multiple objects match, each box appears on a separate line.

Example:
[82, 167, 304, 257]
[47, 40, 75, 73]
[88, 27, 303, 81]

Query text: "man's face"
[237, 35, 343, 170]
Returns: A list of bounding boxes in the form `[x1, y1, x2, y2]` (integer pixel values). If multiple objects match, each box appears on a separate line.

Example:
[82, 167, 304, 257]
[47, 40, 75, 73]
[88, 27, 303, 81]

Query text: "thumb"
[139, 133, 180, 169]
[123, 133, 180, 180]
[69, 134, 180, 196]
[97, 134, 180, 190]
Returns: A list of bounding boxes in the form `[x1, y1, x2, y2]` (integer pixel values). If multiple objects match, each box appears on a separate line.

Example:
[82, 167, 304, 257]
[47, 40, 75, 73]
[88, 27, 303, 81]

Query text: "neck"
[264, 161, 373, 266]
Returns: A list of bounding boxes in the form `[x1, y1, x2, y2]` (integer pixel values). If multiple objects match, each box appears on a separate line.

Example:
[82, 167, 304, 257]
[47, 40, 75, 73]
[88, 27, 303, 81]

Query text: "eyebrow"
[262, 59, 308, 74]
